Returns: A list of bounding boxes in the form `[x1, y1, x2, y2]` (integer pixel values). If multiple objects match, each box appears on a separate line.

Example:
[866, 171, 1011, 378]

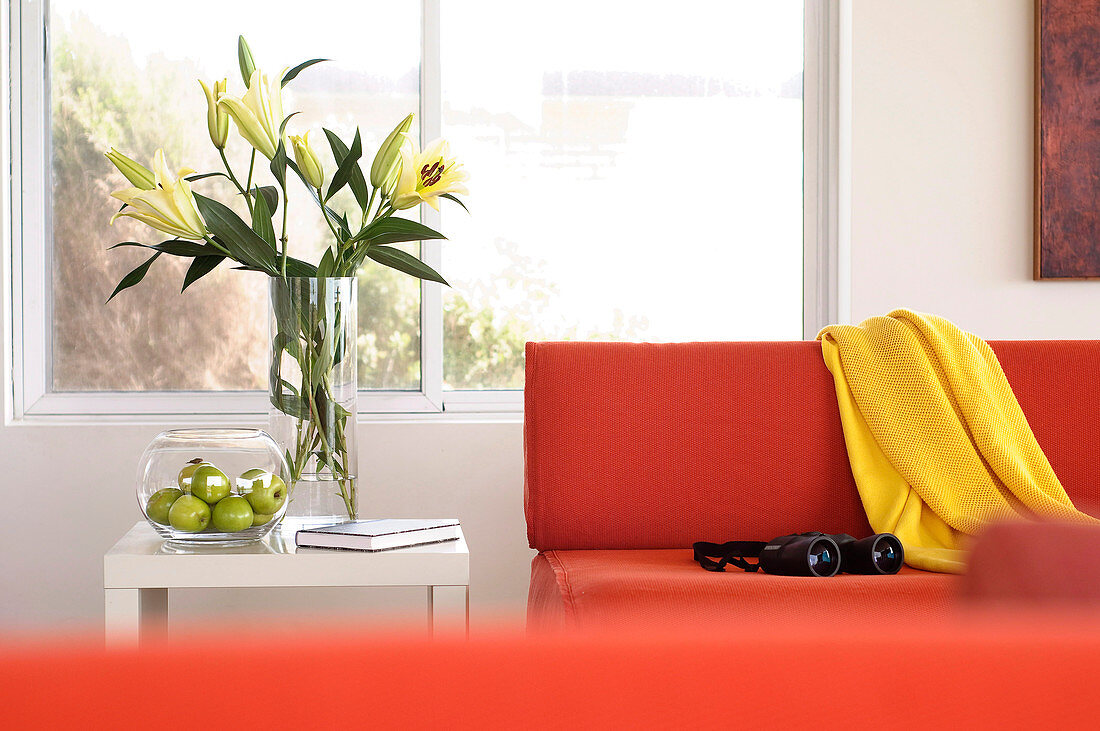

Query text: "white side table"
[103, 520, 469, 646]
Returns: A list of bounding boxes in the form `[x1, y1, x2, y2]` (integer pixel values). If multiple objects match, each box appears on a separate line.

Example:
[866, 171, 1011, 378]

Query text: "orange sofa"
[524, 340, 1100, 631]
[8, 617, 1100, 728]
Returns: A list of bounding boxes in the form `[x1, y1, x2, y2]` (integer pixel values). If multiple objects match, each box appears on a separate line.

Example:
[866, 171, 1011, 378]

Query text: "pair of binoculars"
[693, 532, 904, 577]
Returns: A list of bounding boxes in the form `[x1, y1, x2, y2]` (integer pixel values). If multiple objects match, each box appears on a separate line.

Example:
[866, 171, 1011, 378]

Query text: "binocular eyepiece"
[834, 533, 904, 575]
[761, 532, 904, 577]
[759, 533, 842, 577]
[694, 532, 904, 577]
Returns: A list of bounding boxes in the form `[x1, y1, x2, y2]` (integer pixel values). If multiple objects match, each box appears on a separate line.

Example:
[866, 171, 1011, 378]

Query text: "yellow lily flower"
[199, 78, 230, 149]
[370, 113, 414, 189]
[389, 135, 469, 211]
[217, 68, 286, 160]
[110, 149, 207, 240]
[105, 147, 155, 189]
[289, 130, 325, 189]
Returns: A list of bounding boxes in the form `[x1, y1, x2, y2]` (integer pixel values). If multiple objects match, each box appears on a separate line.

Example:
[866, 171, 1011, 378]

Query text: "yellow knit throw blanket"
[817, 309, 1099, 573]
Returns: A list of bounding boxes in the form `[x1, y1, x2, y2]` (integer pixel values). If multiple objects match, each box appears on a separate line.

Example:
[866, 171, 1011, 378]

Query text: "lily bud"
[370, 113, 414, 189]
[238, 35, 256, 88]
[289, 131, 325, 189]
[381, 160, 402, 200]
[104, 147, 155, 190]
[199, 79, 230, 149]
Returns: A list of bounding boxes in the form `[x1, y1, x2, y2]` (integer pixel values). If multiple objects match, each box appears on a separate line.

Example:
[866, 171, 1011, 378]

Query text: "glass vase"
[269, 276, 358, 524]
[136, 428, 290, 545]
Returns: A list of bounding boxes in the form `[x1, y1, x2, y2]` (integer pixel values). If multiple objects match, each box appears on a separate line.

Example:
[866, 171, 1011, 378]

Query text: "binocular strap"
[693, 541, 769, 573]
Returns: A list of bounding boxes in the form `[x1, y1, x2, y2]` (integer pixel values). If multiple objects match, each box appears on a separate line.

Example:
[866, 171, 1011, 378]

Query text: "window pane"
[49, 1, 420, 391]
[440, 1, 804, 389]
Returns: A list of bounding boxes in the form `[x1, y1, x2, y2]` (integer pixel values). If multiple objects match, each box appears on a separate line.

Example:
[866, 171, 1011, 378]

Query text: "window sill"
[9, 390, 523, 426]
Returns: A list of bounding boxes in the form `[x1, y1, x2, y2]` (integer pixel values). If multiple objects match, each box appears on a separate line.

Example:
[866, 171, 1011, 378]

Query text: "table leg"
[104, 588, 168, 647]
[428, 585, 469, 638]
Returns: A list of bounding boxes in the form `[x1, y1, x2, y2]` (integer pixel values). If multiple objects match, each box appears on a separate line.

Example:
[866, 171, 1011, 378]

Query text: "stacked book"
[295, 518, 460, 552]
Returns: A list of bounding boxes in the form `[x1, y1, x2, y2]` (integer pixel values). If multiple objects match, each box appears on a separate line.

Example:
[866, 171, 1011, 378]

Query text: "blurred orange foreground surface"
[3, 613, 1100, 729]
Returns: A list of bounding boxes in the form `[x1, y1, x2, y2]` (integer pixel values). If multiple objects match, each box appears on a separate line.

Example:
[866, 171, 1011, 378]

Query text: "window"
[440, 1, 808, 390]
[11, 0, 837, 418]
[48, 0, 422, 396]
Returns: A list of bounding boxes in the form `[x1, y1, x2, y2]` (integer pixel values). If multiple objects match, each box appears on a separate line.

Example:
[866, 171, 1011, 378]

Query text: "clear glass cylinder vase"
[269, 277, 358, 523]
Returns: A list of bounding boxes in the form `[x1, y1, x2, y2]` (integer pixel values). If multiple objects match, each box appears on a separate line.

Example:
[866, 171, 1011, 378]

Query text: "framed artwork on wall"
[1035, 0, 1100, 279]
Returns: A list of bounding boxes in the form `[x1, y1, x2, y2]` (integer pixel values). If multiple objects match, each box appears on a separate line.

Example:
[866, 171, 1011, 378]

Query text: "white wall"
[4, 0, 1097, 633]
[849, 0, 1100, 337]
[0, 418, 530, 632]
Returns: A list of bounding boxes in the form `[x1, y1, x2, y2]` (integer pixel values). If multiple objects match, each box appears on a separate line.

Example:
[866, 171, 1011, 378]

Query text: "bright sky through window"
[48, 0, 804, 393]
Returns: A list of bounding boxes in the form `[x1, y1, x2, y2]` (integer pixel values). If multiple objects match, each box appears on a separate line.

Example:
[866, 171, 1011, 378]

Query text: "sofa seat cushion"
[528, 549, 957, 631]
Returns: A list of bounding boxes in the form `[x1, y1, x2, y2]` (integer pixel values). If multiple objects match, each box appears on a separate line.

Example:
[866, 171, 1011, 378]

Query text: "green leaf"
[238, 35, 256, 86]
[270, 322, 301, 363]
[311, 322, 337, 388]
[325, 128, 363, 202]
[322, 128, 351, 161]
[289, 159, 352, 239]
[270, 140, 288, 189]
[158, 241, 216, 257]
[285, 256, 319, 277]
[185, 172, 230, 183]
[244, 258, 319, 278]
[286, 157, 310, 191]
[107, 252, 161, 302]
[251, 186, 279, 214]
[281, 58, 327, 87]
[322, 207, 352, 242]
[109, 240, 218, 257]
[271, 393, 310, 420]
[355, 216, 447, 245]
[239, 256, 317, 278]
[269, 331, 287, 403]
[332, 326, 346, 367]
[311, 384, 338, 436]
[322, 128, 369, 210]
[193, 194, 278, 274]
[317, 247, 336, 278]
[251, 191, 276, 249]
[282, 158, 352, 240]
[272, 379, 303, 414]
[182, 255, 224, 292]
[440, 193, 469, 214]
[269, 278, 299, 342]
[279, 379, 300, 400]
[314, 448, 335, 472]
[279, 111, 300, 140]
[366, 246, 449, 285]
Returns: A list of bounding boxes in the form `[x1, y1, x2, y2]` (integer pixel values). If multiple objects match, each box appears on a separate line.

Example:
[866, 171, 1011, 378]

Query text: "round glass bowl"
[137, 428, 290, 545]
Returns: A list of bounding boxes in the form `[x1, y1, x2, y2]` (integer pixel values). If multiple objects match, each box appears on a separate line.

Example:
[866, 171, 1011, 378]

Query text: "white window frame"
[6, 0, 841, 422]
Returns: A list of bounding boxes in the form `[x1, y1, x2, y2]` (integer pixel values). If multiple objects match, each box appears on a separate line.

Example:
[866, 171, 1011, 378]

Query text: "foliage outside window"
[45, 1, 805, 400]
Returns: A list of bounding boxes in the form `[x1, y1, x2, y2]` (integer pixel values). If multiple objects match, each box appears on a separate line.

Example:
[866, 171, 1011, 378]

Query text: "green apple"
[190, 464, 231, 504]
[177, 458, 209, 491]
[212, 496, 254, 532]
[168, 495, 211, 532]
[145, 487, 183, 525]
[239, 469, 287, 515]
[251, 512, 274, 527]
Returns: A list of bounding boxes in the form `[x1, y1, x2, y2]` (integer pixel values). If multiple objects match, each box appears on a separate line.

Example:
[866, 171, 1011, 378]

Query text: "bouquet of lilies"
[106, 36, 467, 296]
[105, 37, 468, 519]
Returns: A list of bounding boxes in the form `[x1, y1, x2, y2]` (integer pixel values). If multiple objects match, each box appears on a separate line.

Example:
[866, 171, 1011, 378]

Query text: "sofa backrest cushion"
[523, 340, 1100, 551]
